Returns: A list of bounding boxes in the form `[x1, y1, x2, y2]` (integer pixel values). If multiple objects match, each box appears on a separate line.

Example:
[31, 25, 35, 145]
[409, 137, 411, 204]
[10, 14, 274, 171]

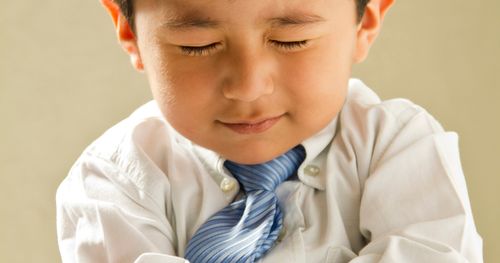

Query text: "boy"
[56, 0, 483, 262]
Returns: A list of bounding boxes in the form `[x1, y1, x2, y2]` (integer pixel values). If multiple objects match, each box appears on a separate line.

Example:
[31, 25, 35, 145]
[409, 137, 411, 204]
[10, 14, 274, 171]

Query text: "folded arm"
[353, 108, 483, 262]
[56, 155, 188, 263]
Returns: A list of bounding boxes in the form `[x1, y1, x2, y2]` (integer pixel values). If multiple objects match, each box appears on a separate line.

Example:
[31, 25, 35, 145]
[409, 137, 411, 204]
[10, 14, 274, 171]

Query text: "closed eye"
[179, 40, 309, 56]
[269, 40, 309, 51]
[180, 43, 222, 56]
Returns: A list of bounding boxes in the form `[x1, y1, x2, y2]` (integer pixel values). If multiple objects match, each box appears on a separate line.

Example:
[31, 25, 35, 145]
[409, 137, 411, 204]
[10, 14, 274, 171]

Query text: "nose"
[222, 50, 274, 102]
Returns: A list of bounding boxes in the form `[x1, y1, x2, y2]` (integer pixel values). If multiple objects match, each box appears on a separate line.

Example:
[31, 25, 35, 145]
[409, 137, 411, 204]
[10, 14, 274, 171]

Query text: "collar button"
[220, 177, 236, 192]
[304, 165, 320, 177]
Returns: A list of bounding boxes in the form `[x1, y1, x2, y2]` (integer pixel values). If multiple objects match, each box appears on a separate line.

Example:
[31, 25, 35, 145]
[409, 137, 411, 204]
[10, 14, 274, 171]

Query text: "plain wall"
[1, 0, 498, 262]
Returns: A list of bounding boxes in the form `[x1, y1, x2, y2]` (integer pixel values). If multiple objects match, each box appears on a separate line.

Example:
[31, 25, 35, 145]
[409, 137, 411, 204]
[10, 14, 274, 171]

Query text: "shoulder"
[86, 100, 175, 161]
[76, 100, 179, 180]
[341, 79, 445, 138]
[57, 101, 187, 214]
[56, 102, 182, 257]
[343, 79, 442, 130]
[336, 79, 451, 180]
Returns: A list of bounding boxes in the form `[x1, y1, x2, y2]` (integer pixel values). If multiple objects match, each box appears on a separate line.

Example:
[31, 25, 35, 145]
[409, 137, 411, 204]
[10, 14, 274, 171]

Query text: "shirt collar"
[189, 116, 339, 192]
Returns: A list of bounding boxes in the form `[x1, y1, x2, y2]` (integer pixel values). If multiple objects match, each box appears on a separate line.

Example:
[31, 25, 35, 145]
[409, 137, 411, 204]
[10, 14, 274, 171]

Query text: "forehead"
[158, 0, 329, 12]
[137, 0, 351, 27]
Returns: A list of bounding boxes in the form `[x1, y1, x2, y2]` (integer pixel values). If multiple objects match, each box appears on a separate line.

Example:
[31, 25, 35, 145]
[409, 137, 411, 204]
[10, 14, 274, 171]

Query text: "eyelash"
[180, 43, 221, 56]
[269, 40, 309, 50]
[179, 40, 309, 56]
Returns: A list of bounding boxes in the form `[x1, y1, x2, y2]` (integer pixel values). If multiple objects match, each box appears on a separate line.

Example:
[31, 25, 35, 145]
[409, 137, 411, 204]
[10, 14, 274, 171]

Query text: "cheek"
[164, 63, 222, 119]
[280, 43, 352, 96]
[142, 49, 224, 137]
[143, 47, 216, 105]
[277, 40, 352, 125]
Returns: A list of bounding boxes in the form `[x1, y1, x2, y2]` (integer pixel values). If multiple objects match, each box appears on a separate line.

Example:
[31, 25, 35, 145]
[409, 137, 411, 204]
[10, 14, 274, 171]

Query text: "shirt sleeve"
[353, 103, 483, 262]
[56, 154, 189, 263]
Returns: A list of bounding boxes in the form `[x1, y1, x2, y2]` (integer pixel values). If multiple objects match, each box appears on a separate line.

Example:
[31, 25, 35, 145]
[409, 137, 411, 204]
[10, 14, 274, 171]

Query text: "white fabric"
[56, 79, 483, 263]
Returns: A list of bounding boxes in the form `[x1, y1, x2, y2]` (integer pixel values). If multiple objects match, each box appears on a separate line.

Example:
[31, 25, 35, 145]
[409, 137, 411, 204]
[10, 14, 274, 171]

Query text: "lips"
[219, 115, 283, 134]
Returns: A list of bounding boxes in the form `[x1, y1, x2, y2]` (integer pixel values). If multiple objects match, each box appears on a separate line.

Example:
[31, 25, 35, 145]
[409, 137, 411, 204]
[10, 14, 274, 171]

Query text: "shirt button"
[220, 178, 236, 192]
[304, 165, 320, 176]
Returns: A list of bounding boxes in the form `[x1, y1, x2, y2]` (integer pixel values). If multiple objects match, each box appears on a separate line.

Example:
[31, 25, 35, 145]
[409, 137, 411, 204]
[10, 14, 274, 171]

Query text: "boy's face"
[130, 0, 371, 164]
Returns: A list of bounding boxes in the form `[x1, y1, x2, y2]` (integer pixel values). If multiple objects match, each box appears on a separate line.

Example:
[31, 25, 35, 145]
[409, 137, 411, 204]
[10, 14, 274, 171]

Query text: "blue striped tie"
[185, 145, 306, 263]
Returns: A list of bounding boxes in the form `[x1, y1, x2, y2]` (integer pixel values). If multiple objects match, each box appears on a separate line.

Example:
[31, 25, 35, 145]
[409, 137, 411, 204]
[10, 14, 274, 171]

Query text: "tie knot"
[224, 145, 306, 192]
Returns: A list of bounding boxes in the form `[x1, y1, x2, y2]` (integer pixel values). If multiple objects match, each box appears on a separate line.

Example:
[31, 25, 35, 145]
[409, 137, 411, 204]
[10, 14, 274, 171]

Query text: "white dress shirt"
[56, 79, 483, 263]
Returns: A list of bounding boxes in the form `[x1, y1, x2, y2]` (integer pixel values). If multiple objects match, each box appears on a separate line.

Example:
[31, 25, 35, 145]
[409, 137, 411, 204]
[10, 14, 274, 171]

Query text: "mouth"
[218, 115, 284, 134]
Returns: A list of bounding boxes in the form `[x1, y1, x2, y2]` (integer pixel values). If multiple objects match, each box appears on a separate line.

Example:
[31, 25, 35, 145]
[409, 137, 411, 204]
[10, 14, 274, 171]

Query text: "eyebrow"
[161, 11, 326, 31]
[268, 13, 326, 28]
[161, 15, 220, 30]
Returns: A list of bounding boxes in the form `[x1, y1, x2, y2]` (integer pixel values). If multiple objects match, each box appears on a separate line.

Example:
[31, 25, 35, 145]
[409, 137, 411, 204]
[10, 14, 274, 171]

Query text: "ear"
[353, 0, 395, 63]
[100, 0, 144, 71]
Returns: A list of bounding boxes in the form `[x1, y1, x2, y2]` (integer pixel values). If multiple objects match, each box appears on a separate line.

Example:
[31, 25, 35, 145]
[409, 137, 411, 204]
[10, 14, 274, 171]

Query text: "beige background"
[1, 0, 498, 262]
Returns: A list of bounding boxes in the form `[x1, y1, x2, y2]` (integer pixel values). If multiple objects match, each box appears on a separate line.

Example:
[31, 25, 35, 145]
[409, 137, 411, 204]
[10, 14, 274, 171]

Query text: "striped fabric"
[184, 145, 306, 263]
